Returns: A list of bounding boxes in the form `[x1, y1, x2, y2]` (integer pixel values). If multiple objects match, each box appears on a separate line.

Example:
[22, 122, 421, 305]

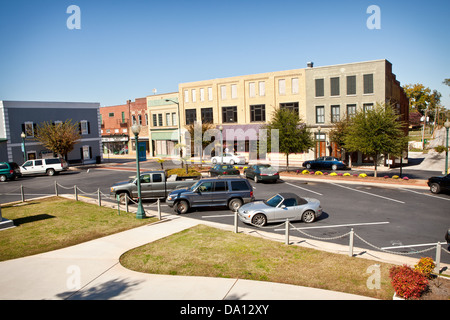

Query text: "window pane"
[259, 81, 265, 96]
[315, 79, 324, 97]
[331, 105, 340, 123]
[363, 74, 374, 94]
[347, 76, 356, 95]
[330, 77, 340, 96]
[278, 79, 286, 95]
[231, 84, 237, 99]
[316, 106, 325, 123]
[249, 82, 255, 97]
[292, 78, 299, 94]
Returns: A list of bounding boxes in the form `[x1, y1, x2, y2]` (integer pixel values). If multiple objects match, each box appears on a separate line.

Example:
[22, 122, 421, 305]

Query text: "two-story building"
[0, 100, 102, 164]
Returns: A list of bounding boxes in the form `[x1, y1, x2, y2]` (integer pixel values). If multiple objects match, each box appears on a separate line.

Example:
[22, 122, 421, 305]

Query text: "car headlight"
[167, 195, 173, 201]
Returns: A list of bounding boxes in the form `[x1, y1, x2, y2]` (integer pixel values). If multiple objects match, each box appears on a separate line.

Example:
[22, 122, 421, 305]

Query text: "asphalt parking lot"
[1, 167, 449, 264]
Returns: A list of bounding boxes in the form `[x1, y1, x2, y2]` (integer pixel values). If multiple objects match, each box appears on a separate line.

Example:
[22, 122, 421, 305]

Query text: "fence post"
[234, 210, 238, 233]
[125, 195, 129, 213]
[116, 194, 121, 215]
[54, 181, 58, 196]
[157, 199, 161, 220]
[21, 185, 25, 202]
[435, 242, 441, 274]
[74, 185, 78, 201]
[349, 228, 354, 257]
[285, 220, 290, 245]
[97, 189, 101, 206]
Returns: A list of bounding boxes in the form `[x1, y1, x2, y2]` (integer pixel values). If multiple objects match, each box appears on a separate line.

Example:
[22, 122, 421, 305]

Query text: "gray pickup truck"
[110, 170, 200, 203]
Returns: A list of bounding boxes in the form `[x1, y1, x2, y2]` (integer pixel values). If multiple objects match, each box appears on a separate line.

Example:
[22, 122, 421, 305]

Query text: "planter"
[393, 292, 405, 300]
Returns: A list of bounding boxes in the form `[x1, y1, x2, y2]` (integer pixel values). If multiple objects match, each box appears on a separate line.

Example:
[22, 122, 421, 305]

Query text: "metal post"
[116, 194, 121, 215]
[285, 220, 290, 245]
[349, 228, 354, 257]
[157, 199, 161, 220]
[74, 185, 78, 201]
[21, 185, 25, 202]
[125, 194, 129, 213]
[97, 188, 101, 206]
[435, 242, 441, 274]
[234, 210, 238, 233]
[55, 181, 58, 196]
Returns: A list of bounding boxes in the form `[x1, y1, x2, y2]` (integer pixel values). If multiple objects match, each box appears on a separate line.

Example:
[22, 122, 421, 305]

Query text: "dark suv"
[0, 162, 22, 182]
[166, 176, 254, 214]
[427, 174, 450, 194]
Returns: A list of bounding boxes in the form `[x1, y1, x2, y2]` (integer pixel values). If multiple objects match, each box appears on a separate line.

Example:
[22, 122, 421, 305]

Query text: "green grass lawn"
[0, 196, 157, 261]
[120, 224, 396, 300]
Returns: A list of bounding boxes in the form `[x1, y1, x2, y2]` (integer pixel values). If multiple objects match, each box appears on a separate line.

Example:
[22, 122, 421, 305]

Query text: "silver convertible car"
[238, 193, 322, 226]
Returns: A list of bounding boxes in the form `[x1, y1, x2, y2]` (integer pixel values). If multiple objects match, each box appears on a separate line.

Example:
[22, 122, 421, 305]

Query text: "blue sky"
[0, 0, 449, 108]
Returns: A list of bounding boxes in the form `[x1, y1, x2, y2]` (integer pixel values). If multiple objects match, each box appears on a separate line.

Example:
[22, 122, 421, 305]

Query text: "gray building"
[0, 100, 102, 165]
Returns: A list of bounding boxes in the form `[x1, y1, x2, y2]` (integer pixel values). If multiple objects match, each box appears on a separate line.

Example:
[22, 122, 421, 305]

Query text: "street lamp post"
[219, 125, 224, 164]
[131, 123, 146, 219]
[317, 126, 321, 158]
[21, 132, 27, 161]
[444, 119, 450, 175]
[165, 99, 182, 148]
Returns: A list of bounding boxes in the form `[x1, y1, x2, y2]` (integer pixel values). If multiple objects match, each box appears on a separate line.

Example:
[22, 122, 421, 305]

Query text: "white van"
[20, 158, 69, 176]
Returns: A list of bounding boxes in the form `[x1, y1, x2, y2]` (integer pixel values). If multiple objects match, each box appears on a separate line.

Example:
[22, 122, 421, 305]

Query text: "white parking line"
[202, 214, 235, 218]
[275, 221, 389, 231]
[284, 182, 323, 196]
[400, 188, 450, 201]
[329, 182, 405, 204]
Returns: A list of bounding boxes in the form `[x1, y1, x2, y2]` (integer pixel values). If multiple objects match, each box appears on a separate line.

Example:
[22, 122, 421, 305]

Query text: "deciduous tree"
[34, 120, 81, 159]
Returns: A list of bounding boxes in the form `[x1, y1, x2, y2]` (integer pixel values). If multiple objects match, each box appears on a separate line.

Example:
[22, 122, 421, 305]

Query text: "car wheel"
[118, 192, 130, 204]
[252, 213, 267, 227]
[302, 210, 316, 223]
[46, 169, 55, 176]
[430, 183, 441, 194]
[306, 164, 311, 169]
[0, 175, 6, 182]
[230, 160, 235, 165]
[331, 164, 338, 170]
[228, 198, 243, 211]
[254, 175, 259, 183]
[175, 200, 189, 214]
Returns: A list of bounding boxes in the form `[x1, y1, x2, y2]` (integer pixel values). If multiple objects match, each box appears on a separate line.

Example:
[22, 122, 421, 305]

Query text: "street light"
[21, 132, 27, 161]
[165, 99, 182, 146]
[131, 123, 146, 219]
[219, 125, 224, 164]
[444, 119, 450, 175]
[317, 126, 321, 158]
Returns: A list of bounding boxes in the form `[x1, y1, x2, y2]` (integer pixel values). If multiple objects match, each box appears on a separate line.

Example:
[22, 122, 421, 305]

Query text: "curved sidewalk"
[0, 215, 375, 300]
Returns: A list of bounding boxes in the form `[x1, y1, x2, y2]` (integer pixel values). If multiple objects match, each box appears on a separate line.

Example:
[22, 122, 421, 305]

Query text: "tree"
[403, 83, 441, 120]
[443, 79, 450, 87]
[34, 120, 81, 159]
[329, 114, 351, 163]
[263, 108, 314, 171]
[343, 103, 408, 177]
[185, 122, 215, 168]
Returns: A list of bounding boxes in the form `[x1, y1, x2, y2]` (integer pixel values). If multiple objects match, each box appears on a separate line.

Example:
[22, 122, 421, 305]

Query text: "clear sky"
[0, 0, 449, 108]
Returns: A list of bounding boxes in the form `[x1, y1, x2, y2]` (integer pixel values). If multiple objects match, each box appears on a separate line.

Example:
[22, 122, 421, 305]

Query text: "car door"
[191, 181, 213, 206]
[138, 174, 152, 198]
[150, 172, 166, 198]
[442, 174, 450, 191]
[275, 198, 298, 220]
[20, 160, 34, 175]
[210, 181, 228, 206]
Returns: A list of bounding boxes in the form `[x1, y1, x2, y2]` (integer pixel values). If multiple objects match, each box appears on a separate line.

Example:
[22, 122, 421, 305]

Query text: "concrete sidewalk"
[0, 213, 380, 300]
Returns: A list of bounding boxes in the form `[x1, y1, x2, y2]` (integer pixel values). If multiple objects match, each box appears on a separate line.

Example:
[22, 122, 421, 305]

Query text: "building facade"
[0, 100, 102, 164]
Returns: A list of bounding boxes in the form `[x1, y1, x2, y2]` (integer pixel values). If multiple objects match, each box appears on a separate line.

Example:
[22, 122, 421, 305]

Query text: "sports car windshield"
[265, 194, 283, 207]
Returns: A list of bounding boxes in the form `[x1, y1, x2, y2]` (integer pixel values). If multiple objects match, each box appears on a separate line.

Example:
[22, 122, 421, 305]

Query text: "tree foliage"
[263, 108, 314, 170]
[343, 103, 408, 177]
[403, 83, 441, 117]
[34, 120, 81, 159]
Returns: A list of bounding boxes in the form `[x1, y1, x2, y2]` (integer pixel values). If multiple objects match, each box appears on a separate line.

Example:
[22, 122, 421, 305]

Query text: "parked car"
[427, 174, 450, 194]
[110, 171, 200, 203]
[302, 156, 346, 170]
[211, 153, 246, 165]
[166, 176, 254, 214]
[20, 158, 68, 176]
[209, 164, 240, 176]
[238, 192, 322, 226]
[0, 162, 22, 182]
[244, 164, 279, 183]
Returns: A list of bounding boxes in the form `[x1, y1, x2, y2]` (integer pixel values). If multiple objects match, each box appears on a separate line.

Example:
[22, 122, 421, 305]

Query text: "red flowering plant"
[389, 264, 428, 299]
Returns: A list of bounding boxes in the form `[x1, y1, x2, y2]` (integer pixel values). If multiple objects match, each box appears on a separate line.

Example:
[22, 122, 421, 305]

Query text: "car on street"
[110, 171, 200, 203]
[238, 192, 322, 226]
[427, 174, 450, 194]
[0, 162, 22, 182]
[302, 156, 346, 170]
[244, 164, 279, 183]
[211, 153, 246, 165]
[19, 158, 68, 176]
[166, 176, 254, 214]
[209, 164, 240, 176]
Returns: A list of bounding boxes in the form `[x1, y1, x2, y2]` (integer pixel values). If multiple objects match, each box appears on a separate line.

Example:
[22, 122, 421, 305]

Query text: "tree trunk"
[373, 154, 378, 178]
[286, 153, 289, 171]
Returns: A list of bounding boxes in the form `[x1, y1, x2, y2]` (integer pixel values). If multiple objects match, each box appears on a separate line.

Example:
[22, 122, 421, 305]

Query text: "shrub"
[389, 265, 428, 299]
[323, 172, 329, 175]
[402, 176, 409, 180]
[166, 168, 201, 177]
[343, 173, 351, 176]
[384, 175, 389, 179]
[434, 145, 448, 153]
[309, 171, 315, 175]
[302, 170, 310, 175]
[329, 172, 337, 176]
[337, 173, 343, 176]
[414, 257, 435, 279]
[315, 171, 323, 175]
[359, 173, 367, 178]
[392, 175, 399, 179]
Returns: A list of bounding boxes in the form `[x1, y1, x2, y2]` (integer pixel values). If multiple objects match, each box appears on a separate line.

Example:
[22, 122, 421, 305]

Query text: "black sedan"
[427, 174, 450, 194]
[244, 164, 279, 183]
[302, 156, 346, 170]
[209, 164, 240, 177]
